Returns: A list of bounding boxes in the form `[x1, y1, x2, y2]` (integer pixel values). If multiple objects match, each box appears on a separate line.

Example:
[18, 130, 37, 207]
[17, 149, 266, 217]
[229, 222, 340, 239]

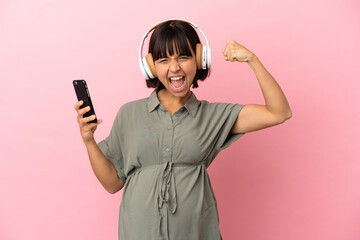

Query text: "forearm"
[247, 54, 292, 119]
[84, 138, 124, 193]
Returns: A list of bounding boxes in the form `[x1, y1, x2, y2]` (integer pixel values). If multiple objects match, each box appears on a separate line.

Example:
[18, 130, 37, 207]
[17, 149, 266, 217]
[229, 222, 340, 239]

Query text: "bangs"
[150, 29, 194, 61]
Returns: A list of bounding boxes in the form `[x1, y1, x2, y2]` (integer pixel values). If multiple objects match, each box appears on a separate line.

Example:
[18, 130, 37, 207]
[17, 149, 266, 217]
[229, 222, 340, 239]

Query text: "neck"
[157, 89, 192, 107]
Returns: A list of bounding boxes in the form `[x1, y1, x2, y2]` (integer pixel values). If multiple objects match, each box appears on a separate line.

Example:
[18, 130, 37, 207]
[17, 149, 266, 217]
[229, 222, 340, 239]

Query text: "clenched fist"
[222, 40, 255, 63]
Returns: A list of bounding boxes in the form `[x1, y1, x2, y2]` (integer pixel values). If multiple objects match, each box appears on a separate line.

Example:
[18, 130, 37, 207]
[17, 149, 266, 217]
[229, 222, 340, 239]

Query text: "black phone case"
[73, 80, 97, 124]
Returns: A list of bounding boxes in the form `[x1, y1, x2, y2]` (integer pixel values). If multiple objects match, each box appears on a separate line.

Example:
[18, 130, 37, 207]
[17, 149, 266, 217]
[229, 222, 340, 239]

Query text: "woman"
[74, 19, 292, 240]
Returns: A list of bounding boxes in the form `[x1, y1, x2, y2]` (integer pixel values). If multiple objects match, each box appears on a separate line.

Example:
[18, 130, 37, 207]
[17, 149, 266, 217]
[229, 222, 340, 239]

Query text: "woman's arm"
[247, 54, 292, 119]
[222, 40, 292, 134]
[84, 138, 125, 194]
[74, 100, 124, 194]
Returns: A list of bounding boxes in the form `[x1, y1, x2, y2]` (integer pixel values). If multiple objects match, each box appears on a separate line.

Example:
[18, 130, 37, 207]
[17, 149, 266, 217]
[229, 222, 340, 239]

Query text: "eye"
[159, 59, 168, 63]
[179, 56, 189, 60]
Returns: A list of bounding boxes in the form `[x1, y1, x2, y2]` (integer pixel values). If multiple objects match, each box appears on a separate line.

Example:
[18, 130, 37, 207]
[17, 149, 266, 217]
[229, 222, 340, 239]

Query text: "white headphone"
[139, 19, 211, 80]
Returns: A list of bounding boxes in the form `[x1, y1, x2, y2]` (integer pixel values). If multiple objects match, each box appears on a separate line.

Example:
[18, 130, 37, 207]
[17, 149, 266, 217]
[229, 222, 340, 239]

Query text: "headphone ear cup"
[196, 43, 203, 70]
[145, 53, 157, 78]
[141, 53, 157, 79]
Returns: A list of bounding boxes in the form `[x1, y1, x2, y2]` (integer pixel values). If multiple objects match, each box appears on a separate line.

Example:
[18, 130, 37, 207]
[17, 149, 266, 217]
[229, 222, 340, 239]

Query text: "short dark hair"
[145, 20, 211, 92]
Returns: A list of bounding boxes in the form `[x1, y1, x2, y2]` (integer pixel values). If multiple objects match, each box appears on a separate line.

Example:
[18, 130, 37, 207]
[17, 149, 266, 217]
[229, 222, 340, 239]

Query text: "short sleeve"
[97, 108, 127, 183]
[212, 103, 246, 151]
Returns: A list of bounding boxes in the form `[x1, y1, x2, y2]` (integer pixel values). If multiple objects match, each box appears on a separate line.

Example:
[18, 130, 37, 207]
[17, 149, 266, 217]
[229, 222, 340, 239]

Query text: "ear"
[145, 53, 157, 78]
[196, 44, 203, 70]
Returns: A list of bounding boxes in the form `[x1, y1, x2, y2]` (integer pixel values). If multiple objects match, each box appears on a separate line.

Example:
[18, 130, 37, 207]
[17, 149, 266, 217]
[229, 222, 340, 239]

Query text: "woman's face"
[154, 44, 197, 98]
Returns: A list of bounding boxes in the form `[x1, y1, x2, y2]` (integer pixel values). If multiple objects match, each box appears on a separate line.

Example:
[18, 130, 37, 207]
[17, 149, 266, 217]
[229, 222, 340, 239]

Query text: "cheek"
[190, 66, 197, 80]
[155, 66, 166, 79]
[186, 62, 197, 76]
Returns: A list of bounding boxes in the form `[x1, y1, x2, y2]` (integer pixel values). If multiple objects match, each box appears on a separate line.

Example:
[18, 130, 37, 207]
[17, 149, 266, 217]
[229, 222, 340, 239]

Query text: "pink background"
[1, 0, 359, 239]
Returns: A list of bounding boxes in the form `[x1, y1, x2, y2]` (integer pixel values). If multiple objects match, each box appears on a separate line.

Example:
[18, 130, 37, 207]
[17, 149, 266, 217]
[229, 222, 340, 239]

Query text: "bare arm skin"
[83, 138, 124, 194]
[222, 40, 292, 134]
[232, 54, 292, 134]
[74, 100, 124, 194]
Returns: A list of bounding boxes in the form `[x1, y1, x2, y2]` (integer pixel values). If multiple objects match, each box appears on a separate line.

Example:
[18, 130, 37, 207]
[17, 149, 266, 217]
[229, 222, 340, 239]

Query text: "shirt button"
[165, 148, 170, 152]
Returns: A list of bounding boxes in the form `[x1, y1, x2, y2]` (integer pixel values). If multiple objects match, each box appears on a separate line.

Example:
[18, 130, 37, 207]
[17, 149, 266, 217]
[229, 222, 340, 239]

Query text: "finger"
[224, 50, 233, 61]
[77, 106, 91, 121]
[82, 119, 102, 132]
[222, 42, 228, 54]
[222, 45, 228, 57]
[82, 123, 97, 132]
[232, 50, 238, 61]
[74, 100, 84, 110]
[82, 114, 97, 124]
[222, 41, 231, 55]
[223, 45, 234, 62]
[223, 48, 229, 60]
[79, 106, 91, 116]
[223, 41, 233, 56]
[79, 114, 95, 128]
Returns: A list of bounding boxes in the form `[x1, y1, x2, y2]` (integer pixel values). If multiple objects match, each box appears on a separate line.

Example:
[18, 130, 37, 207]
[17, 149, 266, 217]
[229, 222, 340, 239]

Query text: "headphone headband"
[139, 19, 211, 80]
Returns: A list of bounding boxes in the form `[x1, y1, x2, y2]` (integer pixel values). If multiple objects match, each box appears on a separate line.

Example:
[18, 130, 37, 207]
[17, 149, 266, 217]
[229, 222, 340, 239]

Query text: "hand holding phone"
[73, 80, 102, 142]
[73, 80, 97, 123]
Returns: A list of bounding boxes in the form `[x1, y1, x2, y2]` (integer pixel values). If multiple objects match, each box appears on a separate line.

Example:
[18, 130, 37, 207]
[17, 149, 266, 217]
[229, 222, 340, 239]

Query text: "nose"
[169, 59, 180, 72]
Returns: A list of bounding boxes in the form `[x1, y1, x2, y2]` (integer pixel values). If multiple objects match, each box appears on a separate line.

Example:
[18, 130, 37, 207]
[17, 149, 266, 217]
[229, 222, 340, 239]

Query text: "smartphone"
[73, 80, 98, 124]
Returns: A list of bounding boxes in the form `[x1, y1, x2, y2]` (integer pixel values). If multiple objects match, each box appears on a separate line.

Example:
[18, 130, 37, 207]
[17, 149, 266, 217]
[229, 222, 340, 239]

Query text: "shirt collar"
[147, 89, 200, 118]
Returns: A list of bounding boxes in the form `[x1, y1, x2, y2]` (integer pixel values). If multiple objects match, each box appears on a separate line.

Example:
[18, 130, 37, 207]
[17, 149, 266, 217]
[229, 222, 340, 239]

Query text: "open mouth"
[169, 76, 185, 89]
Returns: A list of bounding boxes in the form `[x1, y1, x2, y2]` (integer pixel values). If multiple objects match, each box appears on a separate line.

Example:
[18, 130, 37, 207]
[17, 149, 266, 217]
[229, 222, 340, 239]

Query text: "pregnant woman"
[74, 19, 292, 240]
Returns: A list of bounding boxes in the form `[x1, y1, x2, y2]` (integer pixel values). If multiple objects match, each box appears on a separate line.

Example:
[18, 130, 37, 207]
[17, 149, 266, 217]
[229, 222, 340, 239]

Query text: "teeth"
[169, 76, 184, 81]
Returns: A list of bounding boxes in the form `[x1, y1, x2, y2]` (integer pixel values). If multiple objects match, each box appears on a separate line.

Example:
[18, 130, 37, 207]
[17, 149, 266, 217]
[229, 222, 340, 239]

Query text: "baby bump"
[122, 166, 161, 221]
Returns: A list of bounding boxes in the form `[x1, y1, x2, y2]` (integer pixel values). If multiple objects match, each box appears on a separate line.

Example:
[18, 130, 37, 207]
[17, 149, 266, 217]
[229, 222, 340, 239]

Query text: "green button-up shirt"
[98, 89, 245, 240]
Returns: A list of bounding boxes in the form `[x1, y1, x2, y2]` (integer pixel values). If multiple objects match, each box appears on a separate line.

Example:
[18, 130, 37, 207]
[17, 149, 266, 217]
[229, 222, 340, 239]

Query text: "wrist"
[83, 136, 96, 146]
[247, 53, 258, 64]
[247, 53, 260, 70]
